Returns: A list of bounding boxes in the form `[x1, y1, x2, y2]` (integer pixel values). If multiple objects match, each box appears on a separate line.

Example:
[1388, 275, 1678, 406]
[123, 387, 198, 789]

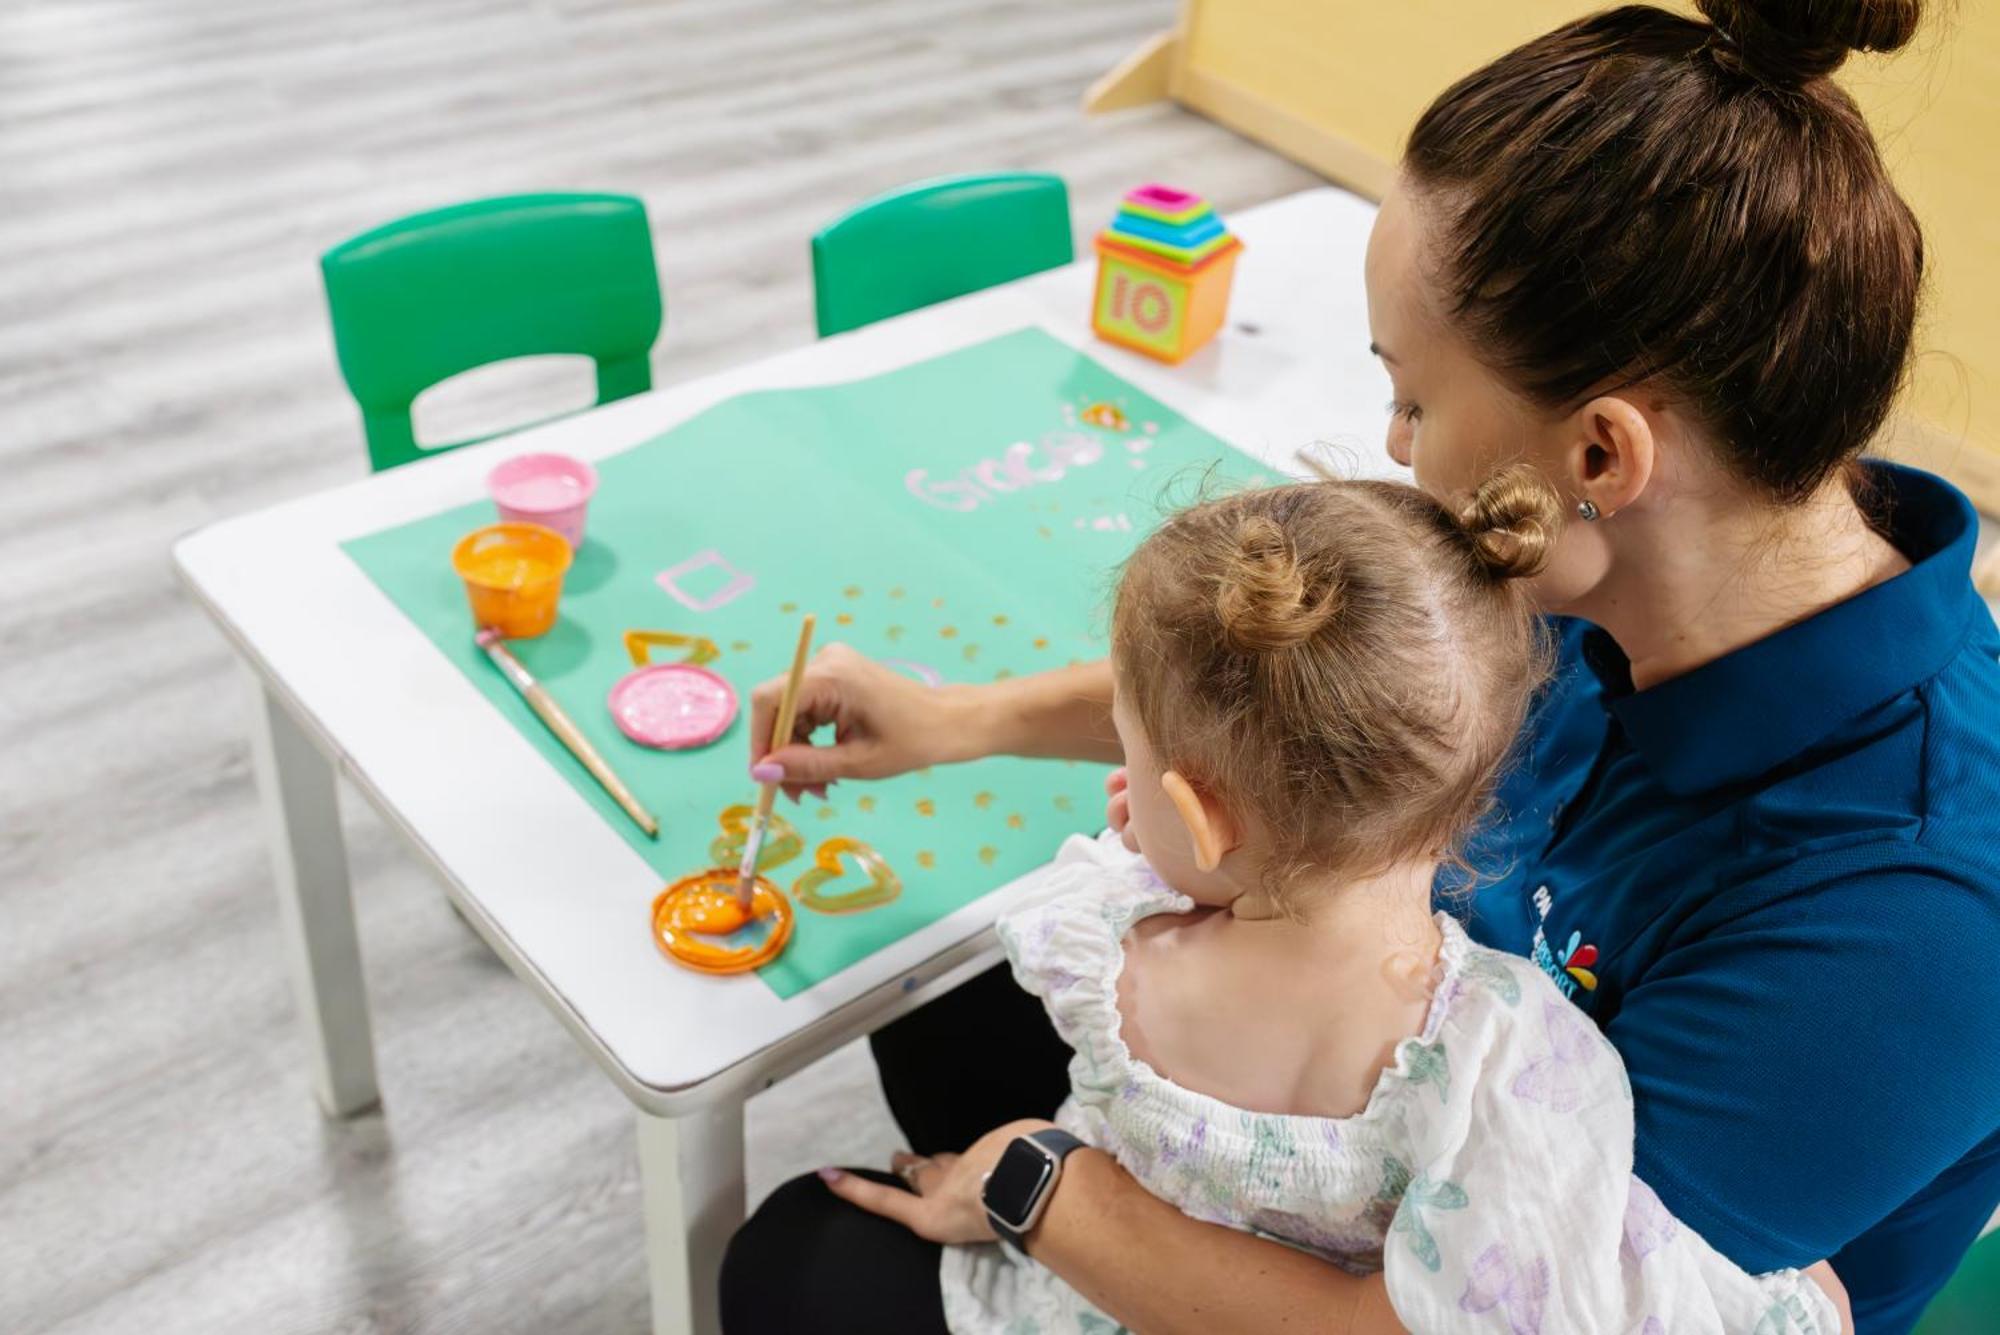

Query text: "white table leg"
[637, 1101, 746, 1335]
[246, 678, 381, 1118]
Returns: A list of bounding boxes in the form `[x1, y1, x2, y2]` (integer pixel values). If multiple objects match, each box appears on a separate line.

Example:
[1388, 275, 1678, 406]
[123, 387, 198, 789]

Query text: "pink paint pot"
[608, 663, 739, 751]
[487, 452, 599, 547]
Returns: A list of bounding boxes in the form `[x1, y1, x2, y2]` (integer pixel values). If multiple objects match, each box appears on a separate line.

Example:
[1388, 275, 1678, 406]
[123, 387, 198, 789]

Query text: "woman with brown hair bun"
[725, 4, 2000, 1332]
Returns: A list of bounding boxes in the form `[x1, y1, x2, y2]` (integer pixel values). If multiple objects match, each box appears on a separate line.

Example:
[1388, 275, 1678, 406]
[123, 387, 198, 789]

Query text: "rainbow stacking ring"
[608, 663, 738, 750]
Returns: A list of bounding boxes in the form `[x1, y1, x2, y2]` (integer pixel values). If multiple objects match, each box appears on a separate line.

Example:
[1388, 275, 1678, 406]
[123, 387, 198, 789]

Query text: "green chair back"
[811, 172, 1073, 337]
[322, 192, 664, 472]
[1914, 1228, 2000, 1334]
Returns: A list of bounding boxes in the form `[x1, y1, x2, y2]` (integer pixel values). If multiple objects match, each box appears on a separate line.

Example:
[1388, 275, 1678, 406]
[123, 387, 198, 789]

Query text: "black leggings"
[719, 962, 1073, 1333]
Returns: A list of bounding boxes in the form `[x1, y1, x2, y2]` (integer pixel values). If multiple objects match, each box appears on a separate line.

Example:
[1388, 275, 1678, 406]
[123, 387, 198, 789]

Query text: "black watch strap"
[986, 1128, 1087, 1255]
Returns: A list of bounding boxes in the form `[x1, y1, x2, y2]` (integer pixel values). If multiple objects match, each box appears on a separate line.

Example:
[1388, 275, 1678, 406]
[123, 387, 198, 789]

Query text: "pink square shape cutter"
[655, 549, 756, 612]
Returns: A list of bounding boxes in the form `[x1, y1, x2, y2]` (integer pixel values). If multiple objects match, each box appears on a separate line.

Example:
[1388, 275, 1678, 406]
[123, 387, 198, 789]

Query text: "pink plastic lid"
[1126, 183, 1201, 212]
[608, 664, 739, 750]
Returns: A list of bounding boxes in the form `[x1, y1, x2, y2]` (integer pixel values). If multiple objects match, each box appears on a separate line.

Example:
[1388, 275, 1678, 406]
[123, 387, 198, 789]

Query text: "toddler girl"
[941, 473, 1840, 1333]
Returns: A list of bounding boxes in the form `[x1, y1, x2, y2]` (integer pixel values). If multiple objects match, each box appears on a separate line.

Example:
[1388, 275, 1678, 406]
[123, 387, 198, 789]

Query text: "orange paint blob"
[652, 870, 794, 974]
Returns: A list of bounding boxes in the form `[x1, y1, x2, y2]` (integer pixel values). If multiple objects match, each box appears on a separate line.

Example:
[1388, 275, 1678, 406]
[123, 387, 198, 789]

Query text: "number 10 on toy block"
[1090, 184, 1242, 365]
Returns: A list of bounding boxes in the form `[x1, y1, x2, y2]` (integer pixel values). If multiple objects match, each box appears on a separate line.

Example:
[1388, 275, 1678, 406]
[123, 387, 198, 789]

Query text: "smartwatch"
[981, 1128, 1086, 1255]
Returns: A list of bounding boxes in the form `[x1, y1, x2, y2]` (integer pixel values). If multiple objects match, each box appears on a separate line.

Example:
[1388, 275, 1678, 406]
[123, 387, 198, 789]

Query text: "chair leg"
[596, 354, 653, 404]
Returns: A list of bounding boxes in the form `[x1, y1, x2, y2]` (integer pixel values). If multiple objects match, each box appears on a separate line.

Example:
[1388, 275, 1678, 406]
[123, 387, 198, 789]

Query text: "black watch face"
[985, 1140, 1057, 1229]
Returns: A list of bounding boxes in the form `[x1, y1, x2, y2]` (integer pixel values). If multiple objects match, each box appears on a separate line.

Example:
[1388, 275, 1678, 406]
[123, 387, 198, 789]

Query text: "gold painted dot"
[993, 614, 1009, 626]
[1053, 795, 1074, 812]
[889, 587, 906, 600]
[962, 643, 979, 662]
[817, 806, 837, 820]
[974, 791, 995, 810]
[1007, 813, 1025, 830]
[731, 640, 751, 652]
[1037, 526, 1052, 539]
[940, 626, 958, 639]
[858, 795, 877, 813]
[1048, 502, 1062, 513]
[916, 798, 936, 817]
[780, 601, 798, 613]
[885, 625, 905, 642]
[932, 598, 946, 609]
[843, 585, 862, 599]
[994, 668, 1014, 680]
[979, 845, 998, 865]
[916, 850, 936, 870]
[835, 612, 854, 625]
[1033, 637, 1050, 650]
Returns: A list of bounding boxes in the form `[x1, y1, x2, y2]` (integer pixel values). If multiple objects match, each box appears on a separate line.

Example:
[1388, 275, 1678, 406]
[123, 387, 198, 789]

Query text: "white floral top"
[938, 833, 1839, 1335]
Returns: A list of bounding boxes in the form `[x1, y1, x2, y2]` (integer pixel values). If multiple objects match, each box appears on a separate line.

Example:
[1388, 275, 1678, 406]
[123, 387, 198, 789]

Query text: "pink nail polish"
[751, 761, 785, 783]
[817, 1167, 845, 1183]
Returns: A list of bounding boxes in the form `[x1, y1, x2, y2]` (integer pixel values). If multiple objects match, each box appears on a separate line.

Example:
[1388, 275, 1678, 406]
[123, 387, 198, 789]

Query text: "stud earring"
[1577, 499, 1601, 522]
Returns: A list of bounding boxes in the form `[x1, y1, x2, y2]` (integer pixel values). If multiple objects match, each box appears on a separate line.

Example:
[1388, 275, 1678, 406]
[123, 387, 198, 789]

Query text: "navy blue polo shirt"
[1457, 464, 2000, 1333]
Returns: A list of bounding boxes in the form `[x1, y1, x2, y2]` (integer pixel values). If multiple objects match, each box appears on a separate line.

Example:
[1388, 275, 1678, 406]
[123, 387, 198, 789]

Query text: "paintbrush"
[475, 627, 660, 839]
[738, 614, 816, 909]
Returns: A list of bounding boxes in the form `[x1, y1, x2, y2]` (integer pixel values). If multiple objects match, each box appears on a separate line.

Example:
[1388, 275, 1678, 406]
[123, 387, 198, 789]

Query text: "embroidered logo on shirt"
[1527, 886, 1601, 1002]
[1557, 932, 1599, 992]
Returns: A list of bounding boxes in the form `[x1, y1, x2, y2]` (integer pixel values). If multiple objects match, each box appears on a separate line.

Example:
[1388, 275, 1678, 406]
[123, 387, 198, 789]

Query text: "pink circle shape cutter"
[608, 663, 739, 750]
[488, 452, 599, 547]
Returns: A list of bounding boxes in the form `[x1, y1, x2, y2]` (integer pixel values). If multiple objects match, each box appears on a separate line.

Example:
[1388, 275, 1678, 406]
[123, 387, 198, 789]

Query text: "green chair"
[1914, 1227, 2000, 1334]
[811, 172, 1074, 337]
[322, 192, 664, 472]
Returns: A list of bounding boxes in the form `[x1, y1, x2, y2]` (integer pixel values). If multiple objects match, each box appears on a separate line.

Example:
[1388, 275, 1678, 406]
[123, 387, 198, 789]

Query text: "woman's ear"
[1160, 770, 1240, 873]
[1564, 394, 1656, 518]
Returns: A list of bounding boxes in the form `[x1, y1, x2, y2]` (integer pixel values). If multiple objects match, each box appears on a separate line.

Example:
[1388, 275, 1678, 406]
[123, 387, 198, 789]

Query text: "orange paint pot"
[652, 870, 795, 975]
[451, 522, 573, 639]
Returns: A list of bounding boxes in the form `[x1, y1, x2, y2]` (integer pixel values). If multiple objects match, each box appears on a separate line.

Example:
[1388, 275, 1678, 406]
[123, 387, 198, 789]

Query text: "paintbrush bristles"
[738, 614, 817, 904]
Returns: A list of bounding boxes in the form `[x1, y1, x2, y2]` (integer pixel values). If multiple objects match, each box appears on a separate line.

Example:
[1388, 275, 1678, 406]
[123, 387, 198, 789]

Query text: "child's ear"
[1161, 770, 1240, 873]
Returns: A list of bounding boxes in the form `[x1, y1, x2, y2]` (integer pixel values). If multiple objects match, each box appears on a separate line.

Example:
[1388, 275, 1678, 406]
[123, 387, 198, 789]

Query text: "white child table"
[172, 186, 1400, 1335]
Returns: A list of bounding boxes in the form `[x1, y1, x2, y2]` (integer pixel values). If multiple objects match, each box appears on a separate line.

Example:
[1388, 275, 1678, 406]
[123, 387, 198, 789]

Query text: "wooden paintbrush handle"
[524, 682, 660, 838]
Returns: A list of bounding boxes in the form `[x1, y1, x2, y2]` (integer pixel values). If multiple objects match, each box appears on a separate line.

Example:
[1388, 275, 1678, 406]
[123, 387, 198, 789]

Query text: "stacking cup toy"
[451, 522, 573, 638]
[487, 452, 598, 547]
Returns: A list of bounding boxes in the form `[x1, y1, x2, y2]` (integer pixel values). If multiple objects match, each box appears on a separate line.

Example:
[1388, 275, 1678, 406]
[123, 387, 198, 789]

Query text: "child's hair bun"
[1455, 464, 1561, 583]
[1215, 513, 1343, 652]
[1696, 0, 1921, 88]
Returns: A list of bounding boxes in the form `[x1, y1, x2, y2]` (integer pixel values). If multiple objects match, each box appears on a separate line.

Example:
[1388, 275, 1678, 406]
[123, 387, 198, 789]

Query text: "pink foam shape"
[655, 549, 756, 612]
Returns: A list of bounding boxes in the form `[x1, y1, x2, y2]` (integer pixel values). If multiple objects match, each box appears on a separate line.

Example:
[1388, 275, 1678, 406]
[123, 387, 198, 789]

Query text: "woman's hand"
[748, 643, 975, 799]
[816, 1118, 1057, 1245]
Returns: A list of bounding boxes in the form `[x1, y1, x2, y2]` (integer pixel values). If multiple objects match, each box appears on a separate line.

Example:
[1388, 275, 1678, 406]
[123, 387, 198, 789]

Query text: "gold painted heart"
[710, 804, 804, 872]
[793, 837, 903, 915]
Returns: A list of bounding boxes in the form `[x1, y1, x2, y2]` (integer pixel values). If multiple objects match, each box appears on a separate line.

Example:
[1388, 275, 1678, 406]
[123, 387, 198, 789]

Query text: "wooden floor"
[0, 2, 1317, 1331]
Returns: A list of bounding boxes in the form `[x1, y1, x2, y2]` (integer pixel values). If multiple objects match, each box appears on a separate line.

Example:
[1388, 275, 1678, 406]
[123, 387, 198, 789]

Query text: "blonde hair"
[1111, 466, 1560, 908]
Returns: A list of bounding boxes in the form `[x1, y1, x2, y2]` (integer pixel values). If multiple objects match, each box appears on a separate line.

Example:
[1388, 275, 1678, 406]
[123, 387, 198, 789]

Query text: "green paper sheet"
[343, 328, 1275, 996]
